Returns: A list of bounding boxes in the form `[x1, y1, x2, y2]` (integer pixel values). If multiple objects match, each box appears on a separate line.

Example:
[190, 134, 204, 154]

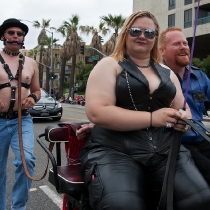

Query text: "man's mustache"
[176, 49, 190, 57]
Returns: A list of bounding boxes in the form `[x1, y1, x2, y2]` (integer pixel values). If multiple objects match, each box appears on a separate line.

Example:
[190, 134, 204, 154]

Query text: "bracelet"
[150, 112, 152, 127]
[28, 93, 38, 103]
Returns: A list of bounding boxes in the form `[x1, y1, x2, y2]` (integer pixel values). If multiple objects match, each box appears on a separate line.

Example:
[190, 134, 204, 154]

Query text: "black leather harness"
[0, 54, 30, 119]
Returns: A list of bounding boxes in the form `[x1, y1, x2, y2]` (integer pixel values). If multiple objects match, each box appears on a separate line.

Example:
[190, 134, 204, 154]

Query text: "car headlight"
[55, 102, 62, 108]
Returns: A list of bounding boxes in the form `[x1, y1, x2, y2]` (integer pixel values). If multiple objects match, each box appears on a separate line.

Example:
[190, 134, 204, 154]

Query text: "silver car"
[29, 89, 63, 121]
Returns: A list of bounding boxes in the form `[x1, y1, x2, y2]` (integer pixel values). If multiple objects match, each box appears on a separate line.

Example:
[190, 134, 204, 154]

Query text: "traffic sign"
[92, 55, 99, 60]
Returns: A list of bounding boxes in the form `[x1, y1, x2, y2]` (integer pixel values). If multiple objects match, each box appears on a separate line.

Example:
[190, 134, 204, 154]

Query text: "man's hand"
[76, 123, 94, 140]
[22, 97, 35, 109]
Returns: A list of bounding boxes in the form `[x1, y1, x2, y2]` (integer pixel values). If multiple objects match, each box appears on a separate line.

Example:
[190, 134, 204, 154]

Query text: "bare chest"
[0, 59, 33, 86]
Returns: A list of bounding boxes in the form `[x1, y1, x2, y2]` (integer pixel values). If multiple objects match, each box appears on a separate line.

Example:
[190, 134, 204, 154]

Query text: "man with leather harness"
[0, 18, 40, 210]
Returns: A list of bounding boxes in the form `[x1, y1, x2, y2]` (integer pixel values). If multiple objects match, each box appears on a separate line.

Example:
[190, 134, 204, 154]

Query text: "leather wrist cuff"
[28, 93, 38, 103]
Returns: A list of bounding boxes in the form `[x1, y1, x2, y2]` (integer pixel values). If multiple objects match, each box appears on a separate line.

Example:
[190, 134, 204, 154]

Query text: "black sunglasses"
[128, 27, 157, 39]
[6, 30, 25, 37]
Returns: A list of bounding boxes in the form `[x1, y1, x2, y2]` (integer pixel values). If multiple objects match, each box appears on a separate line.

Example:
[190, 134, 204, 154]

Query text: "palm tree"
[56, 14, 81, 97]
[28, 48, 38, 60]
[100, 14, 126, 55]
[80, 22, 109, 65]
[42, 36, 59, 93]
[33, 19, 51, 87]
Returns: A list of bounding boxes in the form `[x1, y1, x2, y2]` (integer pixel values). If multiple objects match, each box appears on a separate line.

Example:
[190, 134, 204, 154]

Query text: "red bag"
[60, 122, 89, 210]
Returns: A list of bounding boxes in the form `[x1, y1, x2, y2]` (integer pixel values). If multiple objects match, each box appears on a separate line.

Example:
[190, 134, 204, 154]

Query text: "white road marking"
[39, 185, 62, 209]
[30, 188, 37, 192]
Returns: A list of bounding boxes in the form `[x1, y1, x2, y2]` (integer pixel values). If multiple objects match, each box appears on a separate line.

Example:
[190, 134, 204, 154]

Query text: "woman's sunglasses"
[128, 27, 157, 39]
[6, 30, 25, 37]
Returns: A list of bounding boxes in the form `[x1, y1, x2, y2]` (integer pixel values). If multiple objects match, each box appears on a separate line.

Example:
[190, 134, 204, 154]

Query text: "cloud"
[0, 0, 133, 50]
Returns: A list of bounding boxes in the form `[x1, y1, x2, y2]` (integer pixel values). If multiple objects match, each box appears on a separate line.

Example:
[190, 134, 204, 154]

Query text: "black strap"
[0, 82, 11, 89]
[7, 86, 17, 119]
[158, 118, 210, 210]
[182, 119, 210, 142]
[157, 131, 182, 210]
[0, 54, 18, 80]
[190, 119, 210, 135]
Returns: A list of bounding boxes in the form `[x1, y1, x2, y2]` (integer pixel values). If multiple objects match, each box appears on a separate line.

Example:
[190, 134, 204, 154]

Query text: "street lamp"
[88, 46, 107, 57]
[19, 19, 54, 91]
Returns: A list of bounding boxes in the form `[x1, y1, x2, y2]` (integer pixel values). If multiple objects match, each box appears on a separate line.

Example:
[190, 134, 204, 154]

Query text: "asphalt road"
[6, 103, 88, 210]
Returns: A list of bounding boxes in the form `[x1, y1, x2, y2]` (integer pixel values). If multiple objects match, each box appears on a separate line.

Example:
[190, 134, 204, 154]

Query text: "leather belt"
[0, 109, 29, 120]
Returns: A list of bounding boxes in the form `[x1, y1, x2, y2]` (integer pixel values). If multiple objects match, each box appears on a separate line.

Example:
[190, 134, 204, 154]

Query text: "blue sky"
[1, 0, 133, 50]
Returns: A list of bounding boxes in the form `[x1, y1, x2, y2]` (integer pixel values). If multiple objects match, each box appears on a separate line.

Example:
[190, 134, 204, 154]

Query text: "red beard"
[175, 49, 190, 67]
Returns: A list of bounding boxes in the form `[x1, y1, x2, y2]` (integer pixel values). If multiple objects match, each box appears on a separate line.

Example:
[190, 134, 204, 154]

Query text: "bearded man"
[159, 27, 210, 185]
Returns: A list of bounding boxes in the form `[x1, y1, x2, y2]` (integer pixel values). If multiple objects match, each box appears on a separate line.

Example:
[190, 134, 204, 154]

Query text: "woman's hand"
[174, 106, 192, 133]
[152, 108, 182, 128]
[173, 119, 191, 133]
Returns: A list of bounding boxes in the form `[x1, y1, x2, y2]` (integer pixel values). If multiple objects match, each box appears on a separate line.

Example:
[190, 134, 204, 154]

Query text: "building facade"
[133, 0, 210, 59]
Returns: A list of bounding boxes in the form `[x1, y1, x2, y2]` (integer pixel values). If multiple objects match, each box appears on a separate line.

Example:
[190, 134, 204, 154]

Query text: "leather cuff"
[28, 93, 38, 103]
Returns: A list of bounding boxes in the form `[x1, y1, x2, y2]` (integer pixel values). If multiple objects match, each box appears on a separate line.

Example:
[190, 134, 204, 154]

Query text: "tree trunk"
[58, 59, 66, 98]
[39, 45, 44, 88]
[69, 54, 76, 94]
[93, 60, 98, 67]
[46, 67, 50, 93]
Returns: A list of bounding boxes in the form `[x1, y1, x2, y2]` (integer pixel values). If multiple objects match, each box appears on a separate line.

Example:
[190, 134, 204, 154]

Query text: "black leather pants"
[82, 146, 210, 210]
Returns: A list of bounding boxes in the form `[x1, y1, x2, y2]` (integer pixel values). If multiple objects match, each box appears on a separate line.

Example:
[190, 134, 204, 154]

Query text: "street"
[6, 103, 88, 210]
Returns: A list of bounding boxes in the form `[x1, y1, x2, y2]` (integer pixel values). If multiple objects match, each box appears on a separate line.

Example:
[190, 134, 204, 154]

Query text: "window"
[65, 66, 69, 71]
[54, 63, 58, 69]
[198, 9, 210, 25]
[79, 56, 84, 61]
[168, 14, 175, 27]
[184, 9, 192, 28]
[169, 0, 175, 10]
[185, 0, 192, 5]
[65, 76, 68, 82]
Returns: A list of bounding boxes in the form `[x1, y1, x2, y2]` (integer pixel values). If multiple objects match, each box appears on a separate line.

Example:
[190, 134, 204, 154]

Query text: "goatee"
[175, 49, 190, 67]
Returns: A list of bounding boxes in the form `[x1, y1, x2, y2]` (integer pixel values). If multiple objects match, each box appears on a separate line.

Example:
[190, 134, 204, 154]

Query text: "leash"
[18, 54, 48, 181]
[158, 1, 201, 209]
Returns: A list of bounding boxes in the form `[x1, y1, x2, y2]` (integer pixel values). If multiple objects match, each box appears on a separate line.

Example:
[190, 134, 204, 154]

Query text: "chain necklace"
[127, 57, 151, 68]
[125, 70, 138, 111]
[3, 48, 20, 56]
[135, 63, 151, 68]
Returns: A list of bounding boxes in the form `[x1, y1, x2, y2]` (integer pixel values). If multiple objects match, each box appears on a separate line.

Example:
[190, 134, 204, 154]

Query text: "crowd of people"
[58, 93, 85, 106]
[1, 8, 210, 210]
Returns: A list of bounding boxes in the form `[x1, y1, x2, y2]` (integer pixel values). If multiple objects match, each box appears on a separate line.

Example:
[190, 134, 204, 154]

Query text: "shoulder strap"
[0, 54, 25, 81]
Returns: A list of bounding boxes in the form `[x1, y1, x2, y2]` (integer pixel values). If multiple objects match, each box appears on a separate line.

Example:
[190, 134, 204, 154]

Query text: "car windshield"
[41, 89, 51, 98]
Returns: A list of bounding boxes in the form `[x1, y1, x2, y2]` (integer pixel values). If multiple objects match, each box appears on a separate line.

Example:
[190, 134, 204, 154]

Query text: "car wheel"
[52, 117, 61, 121]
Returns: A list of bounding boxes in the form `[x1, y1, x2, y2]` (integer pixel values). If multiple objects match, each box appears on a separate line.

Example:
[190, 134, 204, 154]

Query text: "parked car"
[29, 89, 63, 121]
